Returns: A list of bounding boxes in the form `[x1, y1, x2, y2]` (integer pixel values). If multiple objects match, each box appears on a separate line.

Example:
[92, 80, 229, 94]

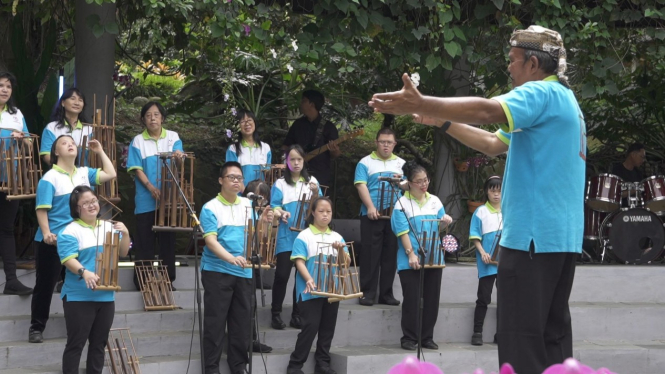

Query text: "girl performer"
[286, 197, 347, 374]
[391, 161, 452, 351]
[30, 134, 116, 343]
[127, 101, 184, 290]
[0, 71, 33, 295]
[270, 145, 320, 330]
[40, 88, 93, 165]
[58, 186, 129, 374]
[226, 110, 272, 182]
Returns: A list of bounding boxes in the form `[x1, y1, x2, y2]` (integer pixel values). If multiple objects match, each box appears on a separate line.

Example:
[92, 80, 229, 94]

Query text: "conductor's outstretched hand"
[369, 73, 423, 115]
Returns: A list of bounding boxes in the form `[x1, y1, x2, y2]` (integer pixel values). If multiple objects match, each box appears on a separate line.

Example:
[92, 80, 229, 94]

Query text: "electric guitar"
[304, 129, 365, 162]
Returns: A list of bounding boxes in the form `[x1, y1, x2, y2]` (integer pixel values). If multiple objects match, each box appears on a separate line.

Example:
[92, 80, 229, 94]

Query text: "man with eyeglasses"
[354, 127, 404, 306]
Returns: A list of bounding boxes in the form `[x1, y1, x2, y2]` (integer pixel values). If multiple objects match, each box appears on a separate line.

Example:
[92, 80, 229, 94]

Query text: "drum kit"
[584, 173, 665, 264]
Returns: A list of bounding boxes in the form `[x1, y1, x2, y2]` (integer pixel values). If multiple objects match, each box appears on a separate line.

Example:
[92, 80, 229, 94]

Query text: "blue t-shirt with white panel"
[391, 192, 446, 272]
[270, 176, 321, 255]
[354, 151, 405, 216]
[35, 165, 100, 242]
[492, 76, 585, 254]
[127, 129, 184, 214]
[469, 203, 502, 279]
[57, 219, 119, 302]
[200, 194, 253, 278]
[225, 141, 272, 182]
[40, 120, 93, 166]
[290, 225, 347, 302]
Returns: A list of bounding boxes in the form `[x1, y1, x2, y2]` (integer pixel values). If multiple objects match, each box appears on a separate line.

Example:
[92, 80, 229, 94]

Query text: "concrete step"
[0, 330, 199, 370]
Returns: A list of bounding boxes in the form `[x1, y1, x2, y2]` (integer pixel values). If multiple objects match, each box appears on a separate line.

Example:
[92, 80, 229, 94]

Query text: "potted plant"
[457, 155, 494, 213]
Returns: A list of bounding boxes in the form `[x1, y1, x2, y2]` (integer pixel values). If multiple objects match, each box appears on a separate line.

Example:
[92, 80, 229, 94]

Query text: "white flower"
[224, 94, 230, 102]
[231, 107, 237, 116]
[270, 48, 277, 59]
[410, 72, 420, 87]
[291, 40, 298, 51]
[286, 64, 293, 73]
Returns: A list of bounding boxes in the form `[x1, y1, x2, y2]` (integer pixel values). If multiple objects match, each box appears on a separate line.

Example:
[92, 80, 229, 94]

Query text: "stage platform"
[0, 261, 662, 373]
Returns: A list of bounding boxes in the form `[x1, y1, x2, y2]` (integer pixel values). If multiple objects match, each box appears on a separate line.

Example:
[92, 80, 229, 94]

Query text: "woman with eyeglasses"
[40, 88, 94, 165]
[127, 101, 184, 290]
[30, 134, 116, 344]
[226, 110, 272, 182]
[390, 161, 452, 351]
[58, 185, 130, 374]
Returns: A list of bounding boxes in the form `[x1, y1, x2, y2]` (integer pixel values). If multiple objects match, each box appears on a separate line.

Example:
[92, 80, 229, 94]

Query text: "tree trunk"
[75, 0, 116, 124]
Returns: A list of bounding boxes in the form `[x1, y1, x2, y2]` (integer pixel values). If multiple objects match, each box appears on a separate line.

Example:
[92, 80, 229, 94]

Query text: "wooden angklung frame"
[135, 260, 177, 311]
[94, 229, 121, 291]
[418, 219, 447, 269]
[377, 176, 400, 219]
[309, 242, 363, 303]
[105, 328, 141, 373]
[244, 207, 277, 269]
[289, 185, 329, 233]
[259, 163, 285, 187]
[153, 152, 196, 232]
[0, 134, 42, 200]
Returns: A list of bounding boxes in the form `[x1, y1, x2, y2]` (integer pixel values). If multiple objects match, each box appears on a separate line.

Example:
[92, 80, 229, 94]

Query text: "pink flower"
[541, 358, 616, 374]
[387, 356, 443, 374]
[243, 24, 251, 36]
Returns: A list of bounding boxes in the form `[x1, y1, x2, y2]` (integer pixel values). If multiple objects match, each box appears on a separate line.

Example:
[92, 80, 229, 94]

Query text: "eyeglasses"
[239, 120, 254, 126]
[377, 140, 396, 146]
[411, 179, 430, 186]
[224, 175, 244, 182]
[78, 199, 99, 209]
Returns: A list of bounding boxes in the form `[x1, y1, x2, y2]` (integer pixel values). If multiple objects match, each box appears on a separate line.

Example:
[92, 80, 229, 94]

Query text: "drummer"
[611, 143, 645, 206]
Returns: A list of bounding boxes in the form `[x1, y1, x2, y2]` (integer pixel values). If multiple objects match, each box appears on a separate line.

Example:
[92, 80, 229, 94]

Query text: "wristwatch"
[405, 248, 413, 256]
[78, 267, 86, 278]
[438, 121, 452, 134]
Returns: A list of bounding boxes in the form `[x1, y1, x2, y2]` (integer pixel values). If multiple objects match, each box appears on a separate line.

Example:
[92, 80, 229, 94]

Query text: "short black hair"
[376, 127, 397, 140]
[302, 90, 325, 112]
[305, 196, 333, 227]
[69, 185, 97, 219]
[219, 161, 243, 178]
[627, 142, 644, 155]
[0, 71, 18, 114]
[483, 176, 502, 202]
[50, 134, 79, 166]
[243, 179, 271, 201]
[140, 102, 167, 125]
[523, 49, 558, 75]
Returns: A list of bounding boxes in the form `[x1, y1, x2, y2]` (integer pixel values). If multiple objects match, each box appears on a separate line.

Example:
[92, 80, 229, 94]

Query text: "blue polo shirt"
[290, 225, 347, 302]
[58, 219, 119, 302]
[35, 165, 100, 242]
[391, 192, 446, 272]
[492, 76, 585, 254]
[226, 141, 272, 182]
[200, 194, 253, 278]
[270, 176, 322, 255]
[354, 151, 405, 216]
[127, 128, 184, 214]
[40, 120, 93, 166]
[469, 202, 502, 278]
[0, 107, 31, 183]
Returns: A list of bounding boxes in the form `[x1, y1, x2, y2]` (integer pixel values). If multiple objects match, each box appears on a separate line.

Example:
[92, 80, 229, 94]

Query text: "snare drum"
[583, 205, 607, 240]
[603, 208, 665, 264]
[586, 174, 622, 212]
[642, 176, 665, 212]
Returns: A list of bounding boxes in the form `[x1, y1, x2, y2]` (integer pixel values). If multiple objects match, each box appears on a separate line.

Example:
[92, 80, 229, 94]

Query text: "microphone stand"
[159, 156, 204, 371]
[386, 180, 429, 361]
[247, 197, 267, 374]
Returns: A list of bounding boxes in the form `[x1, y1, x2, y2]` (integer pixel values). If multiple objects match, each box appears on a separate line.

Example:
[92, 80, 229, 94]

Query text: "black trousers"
[0, 193, 19, 282]
[398, 268, 442, 344]
[30, 241, 62, 332]
[473, 274, 497, 333]
[288, 297, 340, 370]
[359, 216, 397, 301]
[270, 251, 299, 317]
[62, 299, 115, 374]
[202, 270, 252, 374]
[133, 211, 176, 288]
[497, 246, 577, 374]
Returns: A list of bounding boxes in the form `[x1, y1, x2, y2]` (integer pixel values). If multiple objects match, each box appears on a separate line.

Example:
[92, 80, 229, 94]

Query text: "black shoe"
[252, 340, 272, 353]
[289, 315, 302, 329]
[378, 296, 400, 306]
[170, 284, 177, 291]
[471, 332, 483, 346]
[3, 279, 33, 296]
[422, 340, 439, 350]
[286, 367, 304, 374]
[358, 297, 374, 306]
[314, 365, 337, 374]
[493, 334, 498, 344]
[29, 329, 43, 343]
[271, 315, 286, 330]
[401, 340, 417, 351]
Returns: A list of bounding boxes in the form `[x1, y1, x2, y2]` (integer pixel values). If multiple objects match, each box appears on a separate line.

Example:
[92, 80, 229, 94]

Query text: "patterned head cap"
[510, 25, 569, 88]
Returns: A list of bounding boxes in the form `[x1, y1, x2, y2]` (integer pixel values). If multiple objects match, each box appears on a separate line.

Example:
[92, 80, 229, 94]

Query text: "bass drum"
[604, 208, 665, 264]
